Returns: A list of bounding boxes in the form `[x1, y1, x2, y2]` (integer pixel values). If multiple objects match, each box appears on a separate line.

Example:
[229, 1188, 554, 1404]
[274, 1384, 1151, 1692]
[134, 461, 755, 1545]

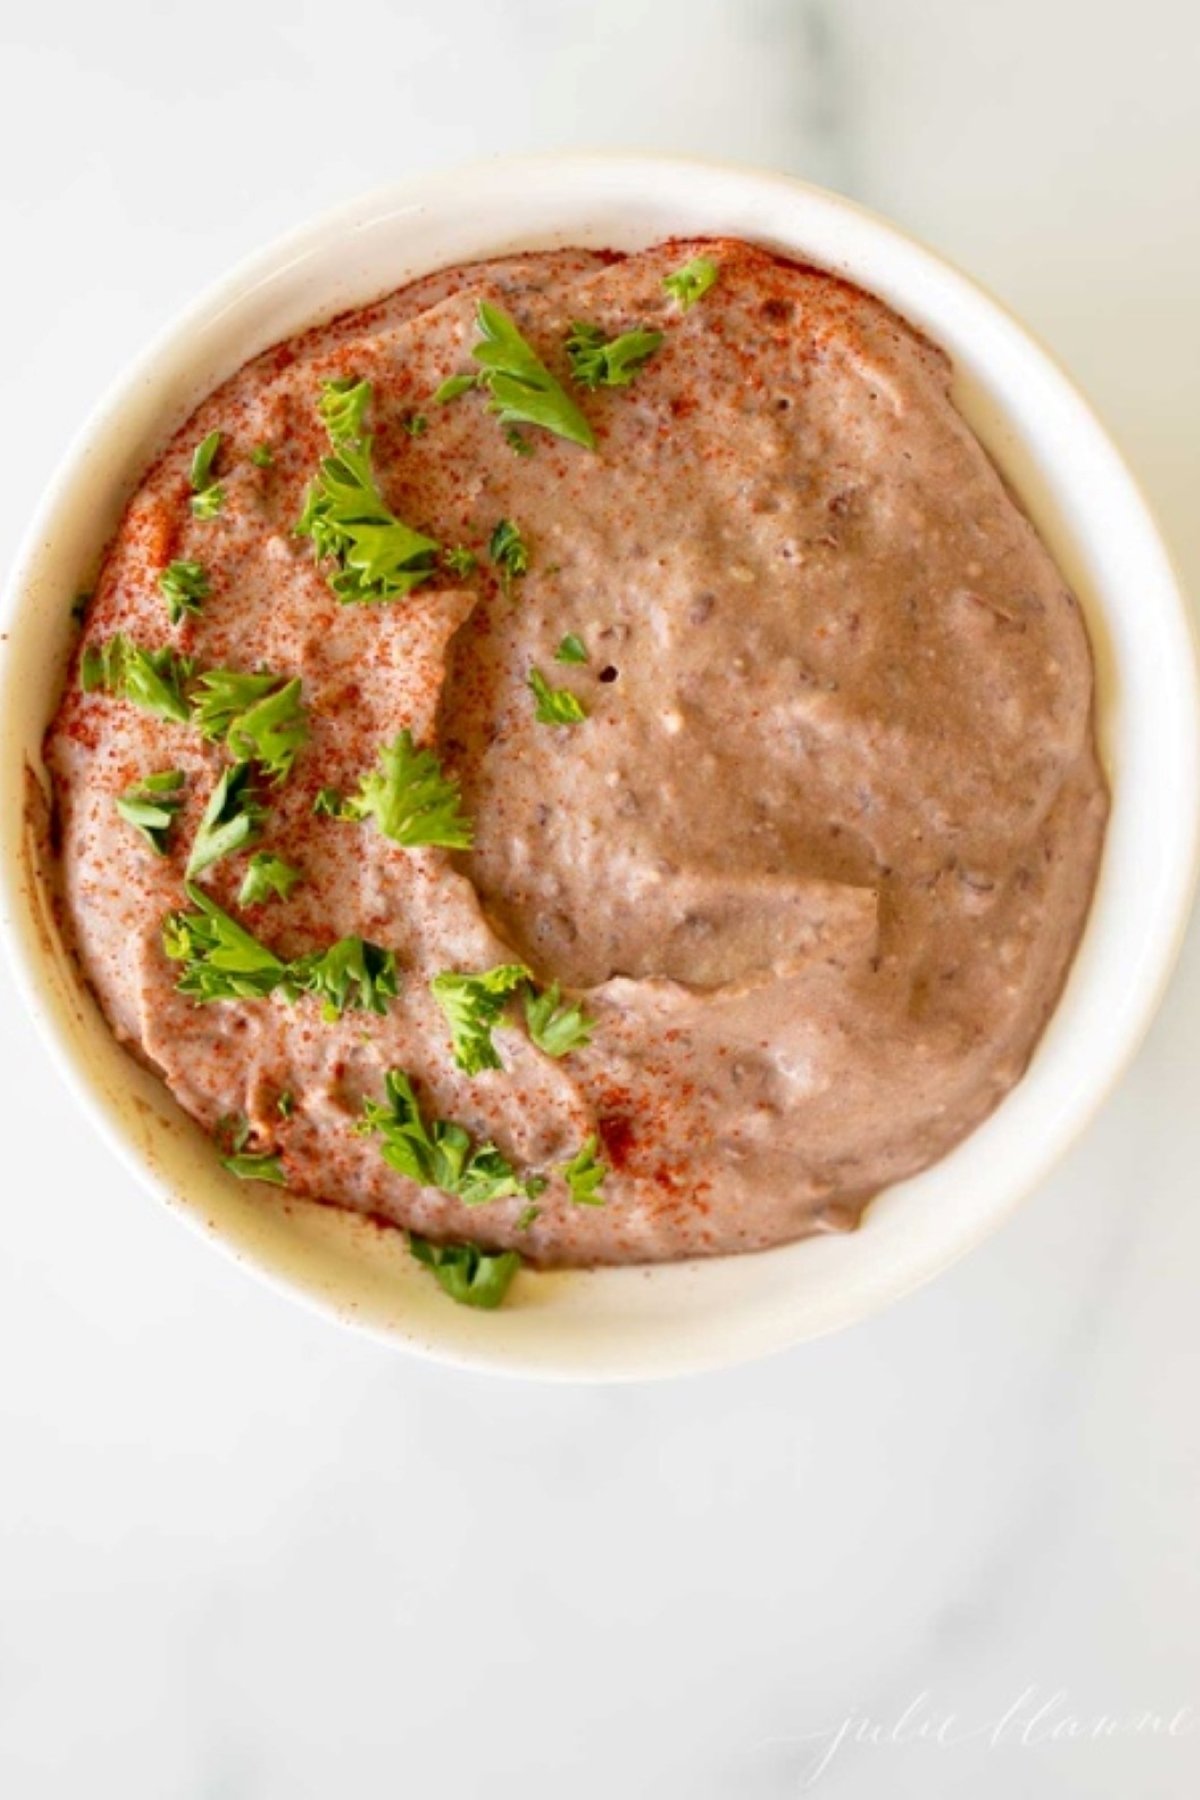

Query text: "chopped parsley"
[277, 1090, 295, 1118]
[189, 431, 224, 518]
[408, 1234, 522, 1309]
[488, 518, 529, 595]
[432, 372, 479, 406]
[288, 936, 399, 1022]
[81, 635, 194, 723]
[313, 786, 351, 818]
[250, 443, 274, 469]
[347, 731, 472, 850]
[189, 430, 222, 491]
[297, 377, 439, 603]
[430, 964, 531, 1075]
[565, 320, 664, 389]
[114, 769, 184, 855]
[471, 301, 596, 450]
[561, 1134, 608, 1206]
[163, 883, 288, 1002]
[443, 544, 478, 578]
[554, 633, 587, 665]
[402, 412, 428, 438]
[431, 964, 595, 1071]
[515, 1203, 540, 1232]
[523, 981, 595, 1058]
[159, 559, 211, 624]
[163, 884, 396, 1014]
[222, 1151, 286, 1184]
[238, 852, 302, 906]
[189, 670, 308, 782]
[662, 255, 719, 311]
[186, 761, 263, 878]
[528, 667, 587, 726]
[359, 1070, 546, 1207]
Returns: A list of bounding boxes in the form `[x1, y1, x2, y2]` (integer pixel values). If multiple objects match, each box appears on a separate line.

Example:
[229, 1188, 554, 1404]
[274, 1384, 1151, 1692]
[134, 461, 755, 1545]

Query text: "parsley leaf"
[250, 443, 274, 469]
[402, 412, 428, 438]
[238, 852, 302, 906]
[555, 633, 587, 665]
[297, 378, 439, 603]
[523, 981, 595, 1057]
[433, 372, 479, 406]
[189, 670, 308, 782]
[347, 731, 472, 850]
[163, 884, 397, 1015]
[565, 320, 664, 389]
[472, 301, 596, 450]
[81, 635, 194, 723]
[289, 937, 398, 1021]
[159, 560, 210, 624]
[489, 518, 528, 594]
[163, 883, 288, 1002]
[186, 761, 264, 878]
[528, 667, 587, 726]
[430, 963, 531, 1075]
[561, 1133, 607, 1206]
[223, 1151, 286, 1184]
[312, 787, 349, 817]
[408, 1234, 522, 1309]
[443, 544, 478, 577]
[115, 768, 184, 855]
[359, 1070, 545, 1206]
[663, 255, 718, 311]
[189, 431, 224, 518]
[190, 430, 222, 491]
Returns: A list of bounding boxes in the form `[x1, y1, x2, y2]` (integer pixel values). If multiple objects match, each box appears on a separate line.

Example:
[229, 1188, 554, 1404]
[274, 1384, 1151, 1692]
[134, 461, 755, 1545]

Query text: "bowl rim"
[2, 151, 1198, 1381]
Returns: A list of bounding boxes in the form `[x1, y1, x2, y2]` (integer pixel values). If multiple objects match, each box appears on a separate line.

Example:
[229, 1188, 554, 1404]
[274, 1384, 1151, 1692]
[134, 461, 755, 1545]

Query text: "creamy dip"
[45, 237, 1108, 1276]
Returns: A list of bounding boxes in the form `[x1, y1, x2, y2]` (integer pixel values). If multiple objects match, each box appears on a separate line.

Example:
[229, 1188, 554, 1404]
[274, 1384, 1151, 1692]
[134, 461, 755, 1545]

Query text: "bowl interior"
[2, 157, 1196, 1379]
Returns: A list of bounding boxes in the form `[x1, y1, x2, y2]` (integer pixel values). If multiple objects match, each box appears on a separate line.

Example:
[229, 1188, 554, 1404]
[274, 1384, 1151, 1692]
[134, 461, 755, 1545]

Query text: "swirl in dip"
[44, 237, 1108, 1299]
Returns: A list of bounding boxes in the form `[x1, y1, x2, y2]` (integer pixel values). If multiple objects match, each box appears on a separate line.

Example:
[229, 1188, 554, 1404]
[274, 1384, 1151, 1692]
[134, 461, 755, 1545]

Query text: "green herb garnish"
[662, 255, 719, 311]
[250, 443, 274, 469]
[489, 518, 528, 594]
[190, 430, 222, 491]
[312, 787, 350, 818]
[186, 761, 263, 878]
[115, 768, 185, 855]
[565, 320, 664, 389]
[163, 883, 288, 1002]
[433, 373, 479, 406]
[554, 633, 587, 665]
[359, 1070, 545, 1207]
[159, 560, 211, 624]
[515, 1203, 540, 1231]
[471, 302, 596, 450]
[81, 635, 194, 723]
[163, 883, 396, 1015]
[288, 936, 398, 1021]
[297, 377, 439, 603]
[408, 1233, 522, 1309]
[277, 1090, 295, 1118]
[528, 667, 587, 726]
[431, 964, 595, 1071]
[189, 430, 224, 518]
[222, 1151, 286, 1184]
[523, 981, 595, 1057]
[189, 670, 308, 782]
[347, 731, 472, 850]
[239, 852, 303, 906]
[402, 412, 428, 438]
[430, 964, 531, 1075]
[561, 1133, 607, 1205]
[443, 545, 478, 577]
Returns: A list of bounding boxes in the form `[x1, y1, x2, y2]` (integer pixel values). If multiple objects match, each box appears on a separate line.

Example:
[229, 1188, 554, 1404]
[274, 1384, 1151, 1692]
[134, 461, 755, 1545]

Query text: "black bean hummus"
[44, 237, 1108, 1298]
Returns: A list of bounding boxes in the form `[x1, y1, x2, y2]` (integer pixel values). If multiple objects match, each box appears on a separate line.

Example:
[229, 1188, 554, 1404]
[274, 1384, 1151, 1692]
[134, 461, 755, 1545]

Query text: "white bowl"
[2, 155, 1197, 1380]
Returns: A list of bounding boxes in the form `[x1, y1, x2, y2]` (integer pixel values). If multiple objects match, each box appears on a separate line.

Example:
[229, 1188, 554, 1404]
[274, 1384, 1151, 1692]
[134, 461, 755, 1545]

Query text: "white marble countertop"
[1, 3, 1198, 1795]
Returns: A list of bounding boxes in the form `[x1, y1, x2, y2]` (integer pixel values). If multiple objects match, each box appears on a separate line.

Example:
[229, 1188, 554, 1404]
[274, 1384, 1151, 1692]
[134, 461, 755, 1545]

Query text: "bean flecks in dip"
[45, 238, 1108, 1298]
